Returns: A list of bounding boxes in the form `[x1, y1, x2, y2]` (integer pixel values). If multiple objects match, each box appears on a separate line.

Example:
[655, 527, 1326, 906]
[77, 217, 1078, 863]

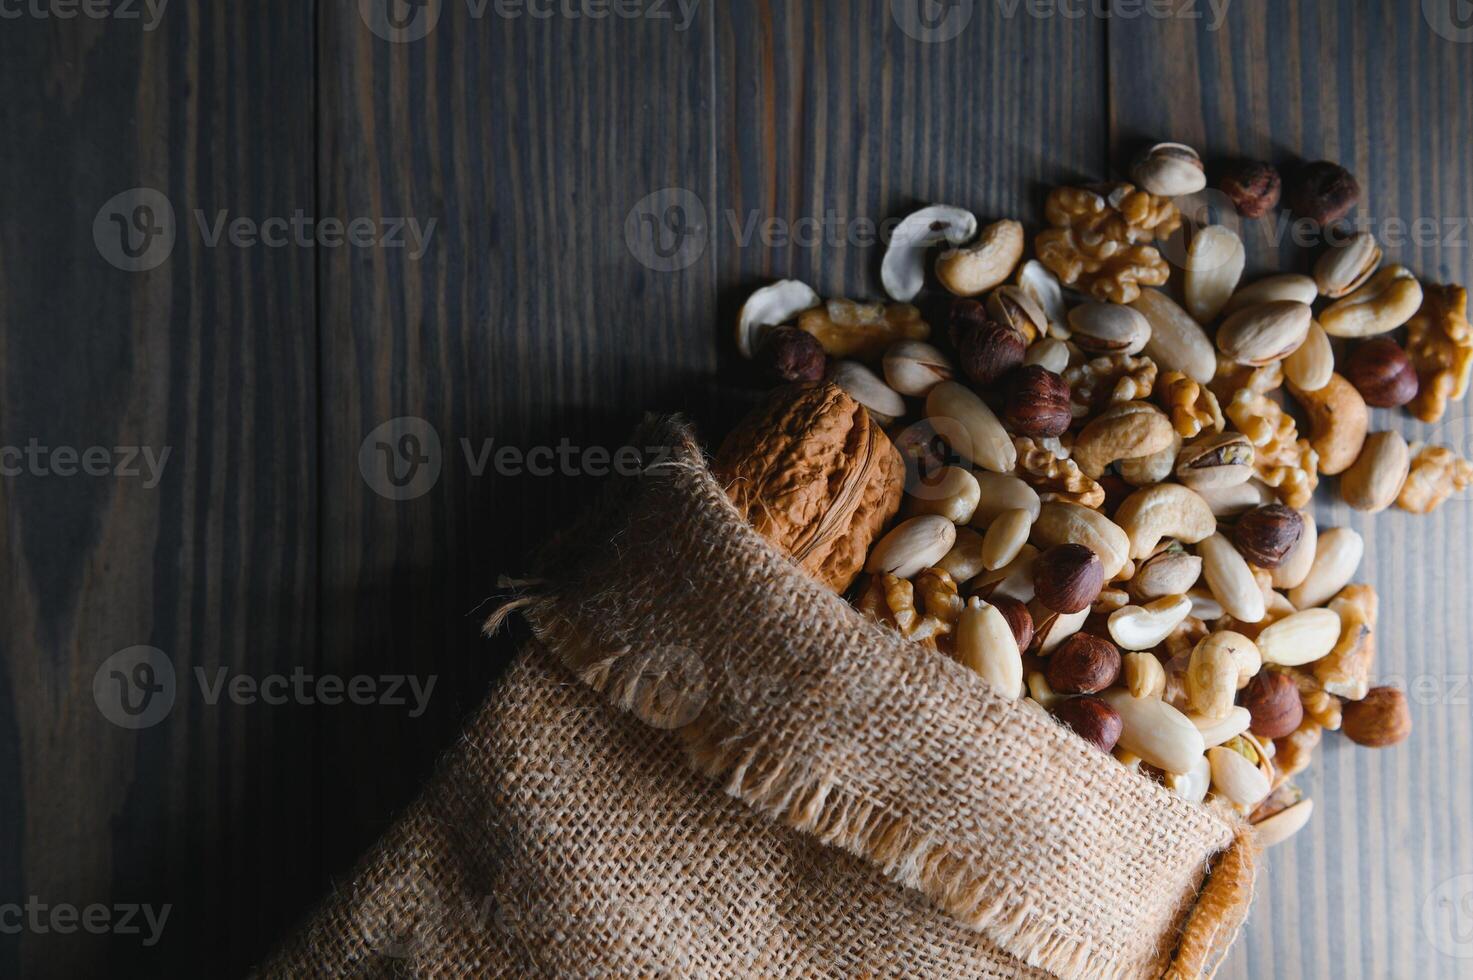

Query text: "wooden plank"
[0, 1, 318, 976]
[1108, 2, 1473, 977]
[715, 0, 1109, 311]
[314, 0, 718, 882]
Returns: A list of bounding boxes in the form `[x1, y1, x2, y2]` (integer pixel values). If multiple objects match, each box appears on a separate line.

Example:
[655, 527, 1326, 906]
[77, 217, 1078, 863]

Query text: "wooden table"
[2, 1, 1470, 976]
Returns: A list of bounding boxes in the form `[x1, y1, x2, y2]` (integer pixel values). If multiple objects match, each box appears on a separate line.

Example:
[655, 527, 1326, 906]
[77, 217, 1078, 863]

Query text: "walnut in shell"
[714, 383, 905, 592]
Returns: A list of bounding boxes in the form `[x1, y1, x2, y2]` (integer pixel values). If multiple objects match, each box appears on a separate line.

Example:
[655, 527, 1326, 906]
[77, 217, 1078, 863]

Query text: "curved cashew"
[1119, 431, 1182, 486]
[882, 205, 978, 302]
[735, 279, 820, 358]
[1072, 401, 1176, 479]
[1109, 595, 1194, 651]
[1320, 264, 1423, 337]
[933, 218, 1024, 298]
[1114, 483, 1216, 560]
[1288, 373, 1368, 476]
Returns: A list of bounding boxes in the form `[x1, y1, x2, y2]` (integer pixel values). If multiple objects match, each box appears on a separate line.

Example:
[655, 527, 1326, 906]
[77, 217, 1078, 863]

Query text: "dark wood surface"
[2, 1, 1470, 977]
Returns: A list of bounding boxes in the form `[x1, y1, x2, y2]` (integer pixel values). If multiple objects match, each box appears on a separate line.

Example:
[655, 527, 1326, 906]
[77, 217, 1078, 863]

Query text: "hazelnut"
[757, 326, 827, 383]
[1344, 338, 1420, 408]
[989, 594, 1035, 652]
[1053, 695, 1123, 753]
[891, 420, 958, 492]
[1004, 365, 1072, 438]
[951, 300, 1026, 386]
[1242, 670, 1304, 739]
[1046, 633, 1122, 695]
[1033, 543, 1105, 614]
[1232, 505, 1304, 569]
[1342, 686, 1413, 747]
[1218, 160, 1282, 219]
[1285, 161, 1360, 227]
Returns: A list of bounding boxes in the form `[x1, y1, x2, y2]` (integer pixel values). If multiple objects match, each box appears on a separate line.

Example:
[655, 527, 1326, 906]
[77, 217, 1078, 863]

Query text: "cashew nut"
[735, 279, 820, 358]
[1109, 595, 1194, 651]
[1071, 401, 1176, 479]
[881, 205, 978, 302]
[1288, 373, 1368, 476]
[1114, 483, 1216, 560]
[933, 218, 1023, 299]
[1319, 264, 1424, 337]
[1119, 431, 1182, 486]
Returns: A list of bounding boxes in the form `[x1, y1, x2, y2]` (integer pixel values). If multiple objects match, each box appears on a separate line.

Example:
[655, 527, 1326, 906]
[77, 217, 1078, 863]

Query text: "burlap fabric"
[262, 417, 1257, 979]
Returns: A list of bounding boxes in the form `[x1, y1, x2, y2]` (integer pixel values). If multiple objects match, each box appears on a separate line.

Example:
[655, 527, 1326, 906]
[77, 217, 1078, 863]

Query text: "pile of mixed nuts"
[732, 145, 1471, 848]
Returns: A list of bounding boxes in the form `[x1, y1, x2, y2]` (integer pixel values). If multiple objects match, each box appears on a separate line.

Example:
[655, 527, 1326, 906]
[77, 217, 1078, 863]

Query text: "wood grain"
[0, 2, 319, 977]
[1108, 2, 1473, 977]
[313, 0, 718, 882]
[3, 1, 1473, 976]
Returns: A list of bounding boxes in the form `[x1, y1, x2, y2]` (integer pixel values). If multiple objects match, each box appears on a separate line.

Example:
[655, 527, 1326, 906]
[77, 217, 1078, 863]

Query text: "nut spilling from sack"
[725, 152, 1456, 851]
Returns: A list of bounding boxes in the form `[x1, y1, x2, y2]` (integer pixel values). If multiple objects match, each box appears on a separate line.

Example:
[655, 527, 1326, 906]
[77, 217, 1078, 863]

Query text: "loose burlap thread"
[261, 416, 1257, 979]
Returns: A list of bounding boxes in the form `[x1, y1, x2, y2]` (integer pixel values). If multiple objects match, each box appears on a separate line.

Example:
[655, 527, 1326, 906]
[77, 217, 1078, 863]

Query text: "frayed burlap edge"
[490, 415, 1259, 980]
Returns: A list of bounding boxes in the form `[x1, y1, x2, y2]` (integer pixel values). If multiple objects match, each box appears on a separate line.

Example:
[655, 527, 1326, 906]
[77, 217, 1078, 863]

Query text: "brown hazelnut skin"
[1033, 543, 1105, 614]
[891, 420, 957, 491]
[1053, 696, 1123, 753]
[1344, 338, 1420, 408]
[1232, 505, 1304, 569]
[1286, 160, 1360, 227]
[1219, 160, 1282, 219]
[1342, 686, 1413, 747]
[1004, 365, 1072, 438]
[1242, 670, 1304, 739]
[989, 594, 1035, 653]
[951, 300, 1026, 387]
[758, 326, 827, 383]
[1047, 633, 1122, 695]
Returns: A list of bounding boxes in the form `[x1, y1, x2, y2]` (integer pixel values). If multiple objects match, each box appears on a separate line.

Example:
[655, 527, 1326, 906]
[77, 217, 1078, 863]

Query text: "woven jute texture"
[261, 416, 1257, 979]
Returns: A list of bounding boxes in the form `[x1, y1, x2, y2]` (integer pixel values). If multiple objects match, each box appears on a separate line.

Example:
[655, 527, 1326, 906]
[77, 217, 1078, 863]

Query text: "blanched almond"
[866, 516, 957, 579]
[1256, 608, 1343, 667]
[1184, 225, 1246, 322]
[1288, 527, 1364, 610]
[1198, 533, 1266, 623]
[1102, 690, 1207, 774]
[956, 596, 1024, 698]
[1208, 745, 1271, 808]
[1283, 321, 1334, 392]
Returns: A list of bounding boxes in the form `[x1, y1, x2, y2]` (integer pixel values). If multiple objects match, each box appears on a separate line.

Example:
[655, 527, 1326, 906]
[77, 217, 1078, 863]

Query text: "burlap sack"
[262, 417, 1257, 979]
